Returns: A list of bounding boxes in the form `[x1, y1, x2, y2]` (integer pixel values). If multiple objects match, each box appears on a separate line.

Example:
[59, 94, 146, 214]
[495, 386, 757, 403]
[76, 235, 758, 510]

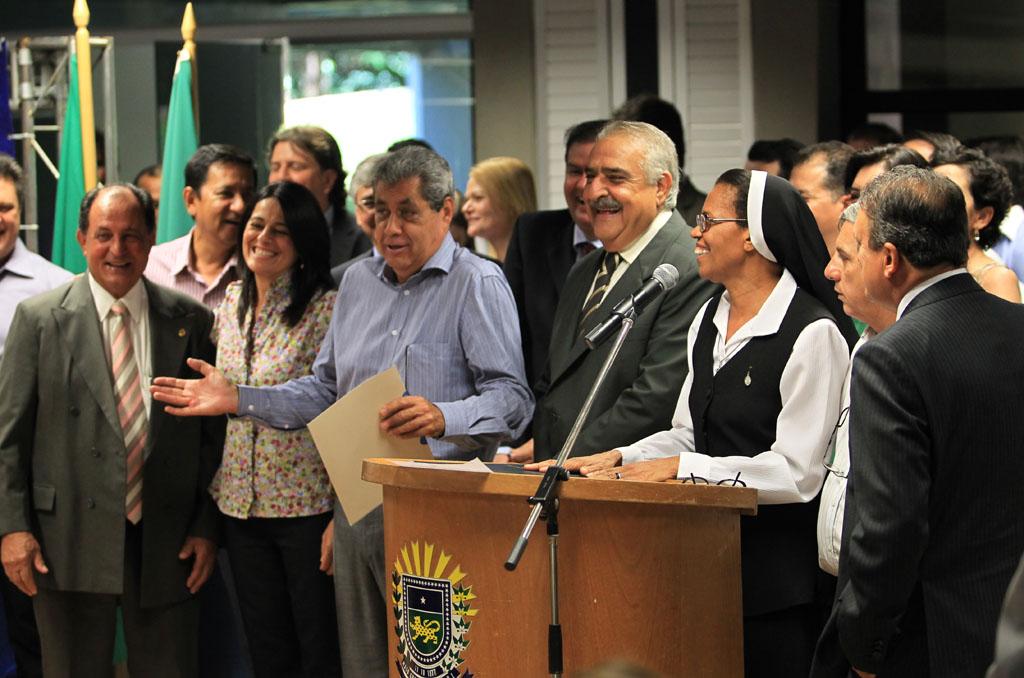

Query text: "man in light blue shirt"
[0, 155, 73, 362]
[152, 146, 532, 675]
[0, 154, 71, 678]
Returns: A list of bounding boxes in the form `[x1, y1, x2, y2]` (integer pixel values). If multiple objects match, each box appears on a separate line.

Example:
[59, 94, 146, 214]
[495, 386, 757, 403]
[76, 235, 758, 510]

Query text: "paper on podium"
[392, 458, 492, 473]
[307, 366, 430, 525]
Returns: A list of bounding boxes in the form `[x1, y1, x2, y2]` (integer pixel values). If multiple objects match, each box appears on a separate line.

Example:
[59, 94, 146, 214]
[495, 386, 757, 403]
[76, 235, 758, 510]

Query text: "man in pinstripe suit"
[811, 166, 1024, 677]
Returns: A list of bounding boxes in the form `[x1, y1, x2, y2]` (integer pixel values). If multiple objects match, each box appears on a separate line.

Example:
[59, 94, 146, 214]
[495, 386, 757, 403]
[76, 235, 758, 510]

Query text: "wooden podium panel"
[364, 459, 757, 677]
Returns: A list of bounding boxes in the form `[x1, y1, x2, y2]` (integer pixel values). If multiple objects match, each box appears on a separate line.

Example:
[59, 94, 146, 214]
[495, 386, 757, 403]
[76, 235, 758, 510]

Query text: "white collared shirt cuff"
[677, 452, 712, 482]
[618, 445, 646, 466]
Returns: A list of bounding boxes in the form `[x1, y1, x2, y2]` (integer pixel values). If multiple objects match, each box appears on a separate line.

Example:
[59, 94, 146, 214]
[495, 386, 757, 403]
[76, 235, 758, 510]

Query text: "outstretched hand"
[151, 357, 239, 417]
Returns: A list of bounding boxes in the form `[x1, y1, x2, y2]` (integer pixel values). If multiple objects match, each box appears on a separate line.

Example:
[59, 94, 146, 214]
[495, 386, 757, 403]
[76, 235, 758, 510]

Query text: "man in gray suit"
[811, 166, 1024, 677]
[0, 184, 224, 677]
[530, 120, 717, 460]
[612, 95, 706, 228]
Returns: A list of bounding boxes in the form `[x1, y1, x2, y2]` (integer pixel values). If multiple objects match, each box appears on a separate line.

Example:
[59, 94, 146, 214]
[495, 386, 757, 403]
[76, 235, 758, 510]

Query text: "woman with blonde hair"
[462, 156, 536, 261]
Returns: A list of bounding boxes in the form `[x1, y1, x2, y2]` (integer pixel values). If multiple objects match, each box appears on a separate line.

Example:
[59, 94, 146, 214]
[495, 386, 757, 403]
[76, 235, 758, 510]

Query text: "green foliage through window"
[290, 46, 412, 98]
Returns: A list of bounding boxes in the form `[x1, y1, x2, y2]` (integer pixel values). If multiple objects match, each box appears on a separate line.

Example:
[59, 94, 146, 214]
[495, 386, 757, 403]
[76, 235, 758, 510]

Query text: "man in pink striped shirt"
[145, 144, 255, 310]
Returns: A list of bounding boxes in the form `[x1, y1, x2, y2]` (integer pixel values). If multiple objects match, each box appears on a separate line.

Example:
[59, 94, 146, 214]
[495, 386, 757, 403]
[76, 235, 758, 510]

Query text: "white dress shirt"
[816, 331, 873, 575]
[618, 270, 850, 504]
[87, 274, 152, 417]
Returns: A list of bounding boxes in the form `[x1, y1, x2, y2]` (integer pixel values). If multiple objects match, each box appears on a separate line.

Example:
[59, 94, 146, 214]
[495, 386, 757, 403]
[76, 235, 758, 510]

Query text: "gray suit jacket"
[0, 275, 224, 608]
[532, 211, 718, 460]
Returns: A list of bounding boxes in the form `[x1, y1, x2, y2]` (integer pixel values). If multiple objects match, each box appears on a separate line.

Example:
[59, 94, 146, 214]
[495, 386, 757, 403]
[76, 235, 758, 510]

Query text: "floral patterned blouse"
[209, 278, 336, 518]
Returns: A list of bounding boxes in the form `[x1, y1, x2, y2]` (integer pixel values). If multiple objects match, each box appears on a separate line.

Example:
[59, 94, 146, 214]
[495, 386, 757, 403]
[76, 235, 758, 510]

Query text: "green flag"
[51, 53, 87, 273]
[157, 49, 198, 244]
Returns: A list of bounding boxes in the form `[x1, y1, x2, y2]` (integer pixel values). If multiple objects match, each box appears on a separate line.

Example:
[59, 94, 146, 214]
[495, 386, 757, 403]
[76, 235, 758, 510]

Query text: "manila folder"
[307, 366, 430, 525]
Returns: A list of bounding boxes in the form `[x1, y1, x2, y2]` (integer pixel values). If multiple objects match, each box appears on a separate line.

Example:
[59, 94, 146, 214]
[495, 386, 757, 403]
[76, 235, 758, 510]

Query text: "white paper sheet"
[391, 458, 493, 474]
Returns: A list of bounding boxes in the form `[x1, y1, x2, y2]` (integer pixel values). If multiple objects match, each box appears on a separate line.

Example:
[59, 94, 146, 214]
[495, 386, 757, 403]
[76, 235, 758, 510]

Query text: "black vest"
[689, 288, 831, 616]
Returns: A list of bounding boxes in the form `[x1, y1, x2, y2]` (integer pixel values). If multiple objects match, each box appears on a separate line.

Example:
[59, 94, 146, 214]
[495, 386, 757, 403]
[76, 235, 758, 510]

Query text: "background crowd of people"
[1, 93, 1024, 677]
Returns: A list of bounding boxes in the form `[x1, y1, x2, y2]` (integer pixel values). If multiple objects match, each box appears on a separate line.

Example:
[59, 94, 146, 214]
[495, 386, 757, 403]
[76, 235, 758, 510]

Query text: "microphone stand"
[505, 308, 638, 678]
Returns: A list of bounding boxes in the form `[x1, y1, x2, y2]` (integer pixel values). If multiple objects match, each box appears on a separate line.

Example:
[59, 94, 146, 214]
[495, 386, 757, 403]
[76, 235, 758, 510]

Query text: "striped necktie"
[578, 252, 620, 335]
[109, 302, 146, 524]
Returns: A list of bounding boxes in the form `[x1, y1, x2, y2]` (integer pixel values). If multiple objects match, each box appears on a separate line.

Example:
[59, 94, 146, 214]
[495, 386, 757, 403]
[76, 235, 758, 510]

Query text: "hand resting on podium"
[524, 450, 680, 482]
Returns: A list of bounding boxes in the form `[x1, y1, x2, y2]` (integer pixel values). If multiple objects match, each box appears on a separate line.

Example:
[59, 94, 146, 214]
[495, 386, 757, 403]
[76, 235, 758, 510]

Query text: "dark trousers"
[743, 603, 821, 678]
[32, 521, 198, 678]
[198, 550, 253, 678]
[0, 576, 41, 677]
[224, 512, 340, 678]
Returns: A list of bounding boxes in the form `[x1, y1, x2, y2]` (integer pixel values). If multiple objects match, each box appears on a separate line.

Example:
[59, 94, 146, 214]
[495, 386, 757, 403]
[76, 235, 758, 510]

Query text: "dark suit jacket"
[329, 208, 372, 269]
[503, 208, 577, 388]
[331, 249, 372, 286]
[0, 276, 224, 608]
[676, 176, 706, 229]
[812, 273, 1024, 678]
[532, 211, 718, 460]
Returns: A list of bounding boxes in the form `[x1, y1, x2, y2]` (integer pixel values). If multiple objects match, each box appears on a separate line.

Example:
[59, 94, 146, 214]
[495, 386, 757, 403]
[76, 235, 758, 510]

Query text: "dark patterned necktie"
[578, 252, 620, 335]
[575, 241, 596, 260]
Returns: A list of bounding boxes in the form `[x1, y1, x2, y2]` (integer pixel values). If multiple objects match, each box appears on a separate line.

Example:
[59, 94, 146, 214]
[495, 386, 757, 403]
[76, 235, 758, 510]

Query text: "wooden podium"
[364, 459, 757, 677]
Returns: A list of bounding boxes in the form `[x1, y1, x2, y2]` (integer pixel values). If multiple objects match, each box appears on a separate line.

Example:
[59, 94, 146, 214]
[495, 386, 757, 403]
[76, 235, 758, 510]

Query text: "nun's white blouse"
[618, 270, 850, 505]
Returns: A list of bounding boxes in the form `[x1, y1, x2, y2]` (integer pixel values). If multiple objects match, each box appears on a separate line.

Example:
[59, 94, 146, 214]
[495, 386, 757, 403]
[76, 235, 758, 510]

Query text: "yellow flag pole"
[73, 0, 98, 190]
[181, 2, 199, 136]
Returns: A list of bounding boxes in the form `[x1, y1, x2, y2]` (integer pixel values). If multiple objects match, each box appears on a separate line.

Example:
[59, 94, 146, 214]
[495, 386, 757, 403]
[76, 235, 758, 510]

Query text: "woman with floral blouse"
[210, 181, 339, 676]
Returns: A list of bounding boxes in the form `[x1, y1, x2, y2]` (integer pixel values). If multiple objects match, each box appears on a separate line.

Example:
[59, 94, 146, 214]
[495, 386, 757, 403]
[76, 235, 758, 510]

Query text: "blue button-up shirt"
[993, 204, 1024, 280]
[0, 239, 74, 361]
[237, 235, 533, 460]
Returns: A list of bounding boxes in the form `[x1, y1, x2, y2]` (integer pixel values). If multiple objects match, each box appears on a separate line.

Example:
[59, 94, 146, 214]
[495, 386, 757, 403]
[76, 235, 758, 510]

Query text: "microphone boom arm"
[505, 306, 637, 571]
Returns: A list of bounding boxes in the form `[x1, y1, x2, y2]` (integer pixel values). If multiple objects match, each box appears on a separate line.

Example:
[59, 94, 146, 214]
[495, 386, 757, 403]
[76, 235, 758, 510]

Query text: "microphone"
[584, 263, 679, 349]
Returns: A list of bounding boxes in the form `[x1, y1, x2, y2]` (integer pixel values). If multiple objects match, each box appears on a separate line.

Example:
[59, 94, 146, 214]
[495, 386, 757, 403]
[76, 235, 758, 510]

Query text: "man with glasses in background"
[331, 153, 387, 285]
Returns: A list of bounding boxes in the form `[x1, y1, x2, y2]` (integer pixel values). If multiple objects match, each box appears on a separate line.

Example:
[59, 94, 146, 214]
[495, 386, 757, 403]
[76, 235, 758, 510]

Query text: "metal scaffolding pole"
[15, 40, 38, 251]
[3, 34, 115, 254]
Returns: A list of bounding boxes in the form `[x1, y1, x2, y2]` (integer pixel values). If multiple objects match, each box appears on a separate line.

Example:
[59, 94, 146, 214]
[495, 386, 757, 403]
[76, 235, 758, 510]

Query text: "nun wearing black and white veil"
[536, 169, 854, 676]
